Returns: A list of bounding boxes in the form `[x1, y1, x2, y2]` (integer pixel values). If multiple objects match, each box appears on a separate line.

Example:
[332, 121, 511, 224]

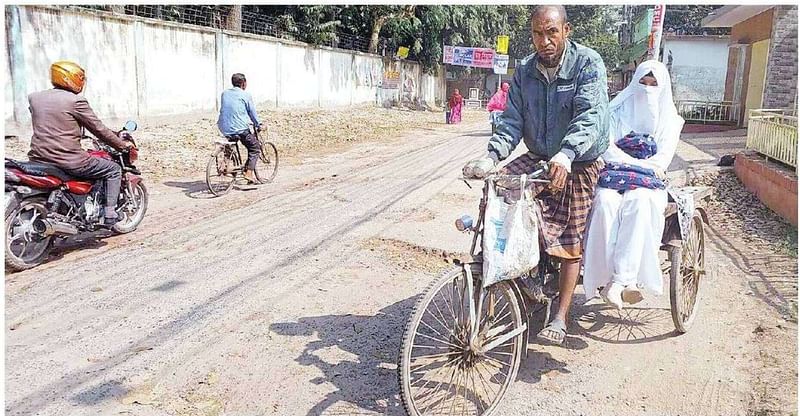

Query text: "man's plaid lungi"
[499, 152, 602, 260]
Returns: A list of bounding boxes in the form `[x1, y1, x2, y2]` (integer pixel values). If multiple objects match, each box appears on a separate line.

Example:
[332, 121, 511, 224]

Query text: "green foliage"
[120, 5, 629, 73]
[663, 5, 729, 36]
[566, 6, 624, 70]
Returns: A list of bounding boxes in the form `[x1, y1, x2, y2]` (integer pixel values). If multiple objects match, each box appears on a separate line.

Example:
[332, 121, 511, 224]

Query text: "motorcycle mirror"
[123, 120, 138, 132]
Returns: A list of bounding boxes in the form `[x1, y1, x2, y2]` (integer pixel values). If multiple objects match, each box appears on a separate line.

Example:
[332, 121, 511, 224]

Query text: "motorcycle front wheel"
[113, 181, 149, 234]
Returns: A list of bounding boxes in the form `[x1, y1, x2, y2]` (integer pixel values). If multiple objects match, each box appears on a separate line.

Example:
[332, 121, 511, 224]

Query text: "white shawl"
[602, 60, 685, 172]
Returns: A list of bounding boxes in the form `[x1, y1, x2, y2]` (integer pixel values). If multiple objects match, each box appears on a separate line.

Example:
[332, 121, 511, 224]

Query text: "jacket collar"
[530, 40, 579, 82]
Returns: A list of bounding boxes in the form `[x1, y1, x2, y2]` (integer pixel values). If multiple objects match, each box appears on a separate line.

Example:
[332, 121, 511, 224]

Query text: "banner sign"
[443, 45, 495, 68]
[496, 35, 509, 55]
[396, 46, 409, 59]
[647, 5, 666, 60]
[492, 54, 509, 75]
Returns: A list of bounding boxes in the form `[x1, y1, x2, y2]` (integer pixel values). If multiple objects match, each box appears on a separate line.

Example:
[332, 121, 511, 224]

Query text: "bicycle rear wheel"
[399, 264, 525, 416]
[669, 213, 705, 333]
[255, 141, 278, 183]
[206, 146, 236, 196]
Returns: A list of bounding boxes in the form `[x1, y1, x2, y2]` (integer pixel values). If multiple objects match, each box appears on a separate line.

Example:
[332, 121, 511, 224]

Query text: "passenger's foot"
[622, 287, 644, 305]
[536, 318, 566, 346]
[600, 282, 624, 310]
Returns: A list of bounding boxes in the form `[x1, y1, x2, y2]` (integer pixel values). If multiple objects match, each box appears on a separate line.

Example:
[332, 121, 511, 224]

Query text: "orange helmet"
[50, 61, 86, 93]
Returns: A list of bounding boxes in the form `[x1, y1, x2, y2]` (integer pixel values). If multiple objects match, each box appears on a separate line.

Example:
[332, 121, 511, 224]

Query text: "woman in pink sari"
[487, 82, 510, 134]
[487, 82, 510, 112]
[448, 89, 463, 124]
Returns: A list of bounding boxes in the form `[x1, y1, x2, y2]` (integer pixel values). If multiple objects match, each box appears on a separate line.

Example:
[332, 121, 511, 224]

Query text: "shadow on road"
[463, 131, 491, 138]
[164, 179, 262, 199]
[269, 293, 587, 415]
[572, 305, 678, 344]
[5, 231, 113, 275]
[162, 180, 218, 199]
[270, 297, 416, 416]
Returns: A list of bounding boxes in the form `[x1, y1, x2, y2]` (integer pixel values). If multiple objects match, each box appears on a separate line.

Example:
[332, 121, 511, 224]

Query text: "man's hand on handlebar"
[547, 161, 568, 192]
[462, 156, 497, 179]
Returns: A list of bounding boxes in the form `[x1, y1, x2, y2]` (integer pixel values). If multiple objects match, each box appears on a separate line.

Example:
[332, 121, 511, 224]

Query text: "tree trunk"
[368, 15, 387, 54]
[221, 5, 242, 31]
[368, 6, 415, 55]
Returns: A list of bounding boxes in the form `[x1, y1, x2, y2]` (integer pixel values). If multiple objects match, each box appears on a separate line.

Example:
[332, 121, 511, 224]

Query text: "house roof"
[663, 34, 730, 41]
[702, 5, 773, 27]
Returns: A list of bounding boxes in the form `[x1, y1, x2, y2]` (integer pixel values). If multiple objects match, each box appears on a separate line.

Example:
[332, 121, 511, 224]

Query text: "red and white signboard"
[443, 45, 495, 69]
[648, 4, 666, 60]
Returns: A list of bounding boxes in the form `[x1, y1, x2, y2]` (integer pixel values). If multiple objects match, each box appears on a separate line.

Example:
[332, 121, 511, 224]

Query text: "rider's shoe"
[600, 282, 624, 310]
[100, 216, 121, 228]
[243, 170, 259, 184]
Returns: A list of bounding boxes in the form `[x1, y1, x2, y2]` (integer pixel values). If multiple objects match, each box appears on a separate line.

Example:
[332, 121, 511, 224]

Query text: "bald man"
[463, 5, 609, 345]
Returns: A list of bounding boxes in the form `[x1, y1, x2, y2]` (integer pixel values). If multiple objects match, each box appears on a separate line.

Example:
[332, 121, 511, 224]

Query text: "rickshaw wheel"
[669, 213, 705, 333]
[398, 264, 525, 416]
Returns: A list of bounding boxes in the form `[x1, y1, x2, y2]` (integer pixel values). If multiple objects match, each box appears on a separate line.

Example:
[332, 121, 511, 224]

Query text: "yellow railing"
[746, 109, 798, 168]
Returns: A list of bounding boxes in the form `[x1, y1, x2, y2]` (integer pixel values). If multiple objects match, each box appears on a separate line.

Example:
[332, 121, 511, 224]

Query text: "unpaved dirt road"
[5, 119, 797, 416]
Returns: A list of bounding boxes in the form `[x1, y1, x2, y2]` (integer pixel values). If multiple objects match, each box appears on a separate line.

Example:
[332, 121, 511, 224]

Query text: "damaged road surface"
[5, 120, 797, 416]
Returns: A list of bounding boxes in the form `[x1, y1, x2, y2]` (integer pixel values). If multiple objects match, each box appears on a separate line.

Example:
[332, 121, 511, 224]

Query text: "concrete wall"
[276, 44, 320, 108]
[319, 48, 356, 107]
[763, 5, 798, 109]
[17, 7, 139, 120]
[5, 5, 443, 130]
[352, 55, 382, 104]
[663, 36, 730, 101]
[222, 34, 280, 108]
[4, 20, 14, 123]
[735, 151, 798, 226]
[138, 22, 217, 115]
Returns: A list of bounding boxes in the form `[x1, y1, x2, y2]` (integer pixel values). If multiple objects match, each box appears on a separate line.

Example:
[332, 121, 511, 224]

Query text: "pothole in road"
[361, 238, 467, 274]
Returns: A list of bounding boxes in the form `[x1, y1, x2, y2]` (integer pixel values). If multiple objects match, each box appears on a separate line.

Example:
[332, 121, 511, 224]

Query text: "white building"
[660, 34, 730, 102]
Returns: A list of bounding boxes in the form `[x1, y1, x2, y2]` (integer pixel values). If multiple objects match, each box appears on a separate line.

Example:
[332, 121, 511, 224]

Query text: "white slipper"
[600, 282, 624, 310]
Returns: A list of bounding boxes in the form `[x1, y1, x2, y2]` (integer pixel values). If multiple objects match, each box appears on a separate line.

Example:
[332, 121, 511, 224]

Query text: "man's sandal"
[536, 318, 566, 346]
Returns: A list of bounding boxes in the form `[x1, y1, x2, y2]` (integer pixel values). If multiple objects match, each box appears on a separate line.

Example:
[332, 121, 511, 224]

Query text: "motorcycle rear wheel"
[5, 197, 53, 272]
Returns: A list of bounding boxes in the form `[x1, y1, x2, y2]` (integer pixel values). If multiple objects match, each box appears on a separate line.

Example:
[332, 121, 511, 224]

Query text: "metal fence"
[64, 5, 388, 55]
[746, 109, 798, 168]
[676, 100, 741, 125]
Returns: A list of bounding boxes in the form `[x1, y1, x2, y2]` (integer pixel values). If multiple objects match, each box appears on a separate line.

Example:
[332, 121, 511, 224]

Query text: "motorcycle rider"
[27, 61, 135, 226]
[217, 73, 262, 184]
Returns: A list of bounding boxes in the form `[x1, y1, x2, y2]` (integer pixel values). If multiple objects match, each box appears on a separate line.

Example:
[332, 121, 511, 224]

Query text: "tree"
[662, 5, 728, 36]
[565, 6, 624, 70]
[365, 6, 416, 54]
[220, 5, 242, 31]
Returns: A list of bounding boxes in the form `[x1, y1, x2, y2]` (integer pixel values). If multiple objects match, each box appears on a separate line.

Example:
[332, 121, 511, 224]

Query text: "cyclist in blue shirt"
[218, 73, 262, 183]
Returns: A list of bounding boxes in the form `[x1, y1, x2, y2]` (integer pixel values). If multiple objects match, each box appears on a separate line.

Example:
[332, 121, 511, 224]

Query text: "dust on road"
[4, 111, 797, 416]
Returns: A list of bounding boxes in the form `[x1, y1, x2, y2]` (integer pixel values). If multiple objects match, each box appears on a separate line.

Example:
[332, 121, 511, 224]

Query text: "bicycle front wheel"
[399, 264, 525, 416]
[255, 141, 279, 183]
[206, 146, 236, 196]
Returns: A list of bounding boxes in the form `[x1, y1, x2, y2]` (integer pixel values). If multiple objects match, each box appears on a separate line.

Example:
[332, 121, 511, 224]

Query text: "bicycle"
[205, 125, 279, 196]
[397, 161, 711, 415]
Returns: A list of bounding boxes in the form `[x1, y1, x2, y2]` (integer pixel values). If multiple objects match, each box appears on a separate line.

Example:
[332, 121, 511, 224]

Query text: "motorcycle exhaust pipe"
[32, 219, 79, 237]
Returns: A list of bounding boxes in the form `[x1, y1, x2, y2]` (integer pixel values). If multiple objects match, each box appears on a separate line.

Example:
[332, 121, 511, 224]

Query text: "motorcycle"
[4, 120, 148, 271]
